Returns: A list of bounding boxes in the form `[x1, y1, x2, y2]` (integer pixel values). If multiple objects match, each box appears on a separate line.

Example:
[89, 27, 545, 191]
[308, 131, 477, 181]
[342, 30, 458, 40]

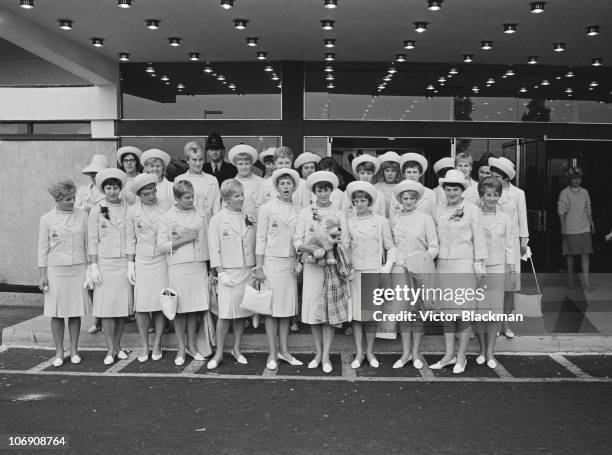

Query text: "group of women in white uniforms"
[38, 141, 528, 374]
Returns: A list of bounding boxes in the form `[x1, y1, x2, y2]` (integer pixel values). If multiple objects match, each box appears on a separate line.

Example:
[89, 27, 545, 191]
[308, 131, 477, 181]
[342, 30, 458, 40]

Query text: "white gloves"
[521, 246, 533, 261]
[473, 261, 486, 276]
[127, 261, 136, 285]
[218, 272, 237, 287]
[83, 265, 94, 289]
[90, 263, 102, 285]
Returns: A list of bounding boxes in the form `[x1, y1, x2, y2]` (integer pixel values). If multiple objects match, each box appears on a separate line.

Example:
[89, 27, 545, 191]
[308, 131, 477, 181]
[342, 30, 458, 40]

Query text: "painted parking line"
[105, 351, 139, 374]
[182, 360, 205, 374]
[340, 352, 356, 378]
[27, 357, 58, 372]
[492, 361, 513, 379]
[549, 353, 594, 379]
[418, 358, 435, 379]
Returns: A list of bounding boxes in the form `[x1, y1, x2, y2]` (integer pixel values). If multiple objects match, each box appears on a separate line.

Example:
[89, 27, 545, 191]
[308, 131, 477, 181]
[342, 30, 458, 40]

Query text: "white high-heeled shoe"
[429, 356, 456, 370]
[392, 355, 412, 369]
[322, 362, 333, 374]
[277, 353, 303, 366]
[452, 359, 467, 374]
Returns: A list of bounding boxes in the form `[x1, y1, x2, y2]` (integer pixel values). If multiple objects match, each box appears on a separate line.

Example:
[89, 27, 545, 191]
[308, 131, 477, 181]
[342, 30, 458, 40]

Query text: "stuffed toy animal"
[301, 216, 342, 266]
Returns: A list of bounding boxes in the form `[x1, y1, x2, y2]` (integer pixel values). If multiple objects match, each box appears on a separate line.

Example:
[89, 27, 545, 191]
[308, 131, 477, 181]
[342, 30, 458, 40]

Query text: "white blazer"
[208, 208, 256, 269]
[38, 209, 88, 267]
[256, 198, 300, 258]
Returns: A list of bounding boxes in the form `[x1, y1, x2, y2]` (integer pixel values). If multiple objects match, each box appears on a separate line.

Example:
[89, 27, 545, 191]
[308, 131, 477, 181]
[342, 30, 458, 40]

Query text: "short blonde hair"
[143, 157, 166, 177]
[173, 180, 194, 199]
[274, 146, 294, 162]
[48, 179, 76, 202]
[234, 153, 253, 164]
[183, 141, 204, 159]
[455, 152, 473, 166]
[220, 178, 244, 202]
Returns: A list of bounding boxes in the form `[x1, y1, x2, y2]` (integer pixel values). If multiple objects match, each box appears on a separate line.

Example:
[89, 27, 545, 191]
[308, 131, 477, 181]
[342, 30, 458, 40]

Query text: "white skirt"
[301, 262, 325, 325]
[349, 269, 377, 322]
[168, 261, 209, 314]
[44, 264, 90, 318]
[480, 264, 505, 313]
[435, 258, 476, 313]
[217, 267, 253, 319]
[263, 256, 298, 318]
[134, 255, 168, 312]
[93, 257, 134, 318]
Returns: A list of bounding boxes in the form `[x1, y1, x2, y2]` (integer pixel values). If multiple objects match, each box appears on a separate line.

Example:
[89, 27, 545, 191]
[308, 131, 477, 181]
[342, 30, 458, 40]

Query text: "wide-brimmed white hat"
[400, 153, 428, 175]
[294, 152, 322, 169]
[351, 154, 380, 176]
[488, 157, 516, 180]
[438, 169, 467, 190]
[116, 146, 142, 163]
[378, 151, 401, 165]
[259, 147, 276, 164]
[433, 157, 455, 175]
[346, 181, 377, 205]
[228, 144, 258, 165]
[96, 168, 127, 192]
[141, 149, 171, 167]
[306, 171, 339, 192]
[127, 173, 158, 196]
[271, 168, 300, 188]
[81, 154, 109, 174]
[393, 180, 425, 201]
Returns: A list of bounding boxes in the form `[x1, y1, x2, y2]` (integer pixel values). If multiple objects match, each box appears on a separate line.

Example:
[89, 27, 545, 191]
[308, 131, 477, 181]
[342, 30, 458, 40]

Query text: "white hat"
[228, 144, 258, 165]
[438, 169, 467, 190]
[306, 171, 339, 192]
[400, 153, 428, 175]
[259, 147, 276, 164]
[346, 181, 377, 205]
[433, 157, 455, 175]
[271, 168, 300, 188]
[351, 154, 380, 176]
[488, 157, 516, 180]
[294, 152, 322, 169]
[393, 180, 425, 201]
[141, 149, 171, 167]
[127, 173, 158, 196]
[116, 146, 142, 164]
[81, 154, 109, 174]
[378, 151, 401, 165]
[95, 168, 127, 192]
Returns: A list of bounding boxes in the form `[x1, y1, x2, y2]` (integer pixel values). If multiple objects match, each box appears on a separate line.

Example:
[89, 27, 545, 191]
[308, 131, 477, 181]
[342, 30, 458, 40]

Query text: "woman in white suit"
[254, 169, 303, 370]
[207, 179, 257, 369]
[38, 179, 89, 367]
[126, 173, 168, 362]
[157, 180, 210, 366]
[399, 153, 436, 217]
[141, 149, 174, 212]
[87, 168, 132, 365]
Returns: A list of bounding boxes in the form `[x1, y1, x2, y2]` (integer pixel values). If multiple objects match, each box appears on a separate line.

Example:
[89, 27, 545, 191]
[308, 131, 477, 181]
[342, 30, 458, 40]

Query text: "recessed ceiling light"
[426, 84, 435, 90]
[528, 56, 539, 64]
[481, 41, 493, 50]
[486, 78, 495, 84]
[325, 53, 335, 61]
[378, 84, 386, 90]
[321, 20, 335, 30]
[505, 68, 515, 76]
[324, 65, 334, 72]
[118, 53, 130, 62]
[519, 87, 527, 93]
[463, 54, 474, 63]
[592, 57, 602, 66]
[160, 75, 169, 82]
[277, 83, 282, 88]
[449, 67, 458, 75]
[168, 37, 182, 47]
[19, 0, 34, 9]
[234, 19, 248, 30]
[117, 0, 132, 8]
[403, 40, 416, 50]
[504, 23, 518, 34]
[324, 0, 338, 9]
[589, 81, 599, 87]
[58, 19, 73, 30]
[428, 1, 442, 11]
[586, 25, 600, 36]
[438, 77, 446, 83]
[530, 2, 545, 13]
[553, 42, 566, 52]
[145, 64, 155, 73]
[257, 51, 268, 60]
[189, 52, 200, 61]
[217, 74, 225, 81]
[565, 88, 573, 94]
[272, 74, 280, 81]
[327, 83, 335, 89]
[541, 79, 550, 86]
[395, 54, 407, 62]
[388, 67, 397, 74]
[220, 0, 234, 9]
[203, 64, 213, 73]
[228, 83, 237, 89]
[150, 72, 156, 77]
[146, 19, 160, 30]
[325, 74, 334, 81]
[177, 83, 185, 90]
[91, 38, 104, 47]
[383, 75, 391, 82]
[324, 38, 336, 48]
[264, 65, 274, 72]
[565, 71, 574, 78]
[414, 22, 428, 33]
[472, 86, 480, 93]
[246, 37, 258, 46]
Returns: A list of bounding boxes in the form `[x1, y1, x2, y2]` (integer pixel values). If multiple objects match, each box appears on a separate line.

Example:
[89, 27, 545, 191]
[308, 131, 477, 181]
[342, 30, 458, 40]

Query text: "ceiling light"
[553, 42, 566, 52]
[463, 54, 474, 63]
[505, 68, 515, 76]
[220, 0, 234, 9]
[324, 38, 336, 48]
[504, 23, 518, 34]
[246, 37, 258, 46]
[19, 0, 34, 9]
[472, 86, 479, 93]
[527, 56, 539, 64]
[327, 83, 335, 89]
[395, 54, 407, 62]
[565, 71, 574, 78]
[378, 84, 386, 90]
[150, 72, 156, 77]
[118, 53, 130, 62]
[145, 64, 155, 73]
[325, 53, 335, 61]
[277, 83, 282, 88]
[177, 83, 185, 90]
[486, 78, 495, 84]
[541, 79, 550, 86]
[592, 57, 602, 67]
[216, 75, 225, 81]
[321, 20, 335, 30]
[426, 84, 435, 90]
[165, 81, 171, 86]
[449, 67, 458, 75]
[403, 40, 416, 49]
[530, 2, 545, 13]
[383, 75, 392, 82]
[324, 65, 334, 72]
[117, 0, 132, 8]
[428, 1, 442, 11]
[519, 87, 527, 93]
[234, 19, 248, 30]
[204, 64, 213, 73]
[228, 83, 237, 89]
[58, 19, 73, 30]
[91, 38, 104, 47]
[565, 88, 573, 94]
[146, 19, 160, 30]
[586, 25, 600, 36]
[589, 81, 599, 87]
[326, 74, 334, 81]
[257, 51, 268, 60]
[264, 65, 274, 72]
[414, 22, 428, 33]
[481, 41, 493, 50]
[160, 75, 169, 82]
[189, 52, 200, 61]
[168, 37, 181, 47]
[388, 67, 397, 74]
[272, 74, 280, 81]
[438, 77, 446, 83]
[324, 0, 338, 9]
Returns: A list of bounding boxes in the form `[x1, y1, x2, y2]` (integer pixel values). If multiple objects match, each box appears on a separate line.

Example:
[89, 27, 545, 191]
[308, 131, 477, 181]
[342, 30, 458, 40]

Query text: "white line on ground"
[105, 351, 138, 374]
[549, 353, 594, 379]
[493, 361, 513, 379]
[27, 357, 57, 372]
[341, 353, 356, 378]
[182, 360, 205, 374]
[418, 357, 436, 379]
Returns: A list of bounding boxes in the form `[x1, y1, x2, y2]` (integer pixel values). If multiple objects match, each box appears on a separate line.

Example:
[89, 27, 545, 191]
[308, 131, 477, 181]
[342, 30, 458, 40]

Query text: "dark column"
[281, 61, 304, 155]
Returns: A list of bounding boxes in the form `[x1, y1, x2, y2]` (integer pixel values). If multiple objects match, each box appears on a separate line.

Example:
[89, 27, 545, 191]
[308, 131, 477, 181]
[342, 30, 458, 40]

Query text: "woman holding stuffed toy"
[346, 181, 396, 369]
[294, 171, 350, 373]
[207, 179, 257, 369]
[255, 169, 303, 370]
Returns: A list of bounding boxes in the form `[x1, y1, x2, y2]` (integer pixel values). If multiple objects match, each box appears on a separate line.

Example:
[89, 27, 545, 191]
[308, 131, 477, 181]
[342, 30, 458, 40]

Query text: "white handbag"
[160, 287, 178, 320]
[513, 256, 543, 318]
[240, 279, 273, 315]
